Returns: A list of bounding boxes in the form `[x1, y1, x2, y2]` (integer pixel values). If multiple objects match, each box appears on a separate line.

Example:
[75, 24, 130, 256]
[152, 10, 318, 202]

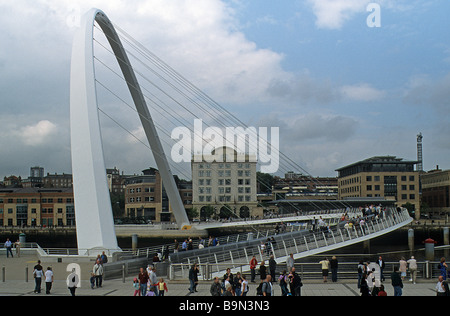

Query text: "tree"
[257, 172, 274, 194]
[186, 207, 199, 220]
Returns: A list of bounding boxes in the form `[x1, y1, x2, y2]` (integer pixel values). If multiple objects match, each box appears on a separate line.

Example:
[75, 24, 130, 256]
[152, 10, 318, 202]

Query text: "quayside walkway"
[0, 254, 440, 297]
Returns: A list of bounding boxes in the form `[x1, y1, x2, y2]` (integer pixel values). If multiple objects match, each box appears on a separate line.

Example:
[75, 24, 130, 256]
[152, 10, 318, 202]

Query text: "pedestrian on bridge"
[250, 256, 258, 283]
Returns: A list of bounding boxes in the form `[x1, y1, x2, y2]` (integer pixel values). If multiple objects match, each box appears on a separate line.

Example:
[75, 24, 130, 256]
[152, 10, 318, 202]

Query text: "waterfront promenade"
[0, 254, 440, 296]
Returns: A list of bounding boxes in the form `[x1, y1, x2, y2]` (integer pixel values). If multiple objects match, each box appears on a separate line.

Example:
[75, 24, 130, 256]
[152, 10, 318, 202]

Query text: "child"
[156, 278, 168, 296]
[133, 278, 140, 296]
[90, 272, 95, 289]
[146, 283, 155, 296]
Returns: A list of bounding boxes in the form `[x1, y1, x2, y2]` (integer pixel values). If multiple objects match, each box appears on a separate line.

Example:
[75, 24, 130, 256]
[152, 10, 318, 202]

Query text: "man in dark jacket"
[210, 277, 222, 296]
[189, 264, 199, 293]
[391, 266, 403, 296]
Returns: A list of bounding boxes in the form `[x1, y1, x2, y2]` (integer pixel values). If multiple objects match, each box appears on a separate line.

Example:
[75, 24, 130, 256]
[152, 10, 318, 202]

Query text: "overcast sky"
[1, 0, 449, 179]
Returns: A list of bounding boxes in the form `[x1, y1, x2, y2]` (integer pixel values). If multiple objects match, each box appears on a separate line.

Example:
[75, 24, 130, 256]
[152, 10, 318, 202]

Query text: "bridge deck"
[169, 208, 413, 280]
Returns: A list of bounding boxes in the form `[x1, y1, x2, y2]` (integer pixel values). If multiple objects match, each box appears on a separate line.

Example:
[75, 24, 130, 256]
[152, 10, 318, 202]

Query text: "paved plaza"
[0, 254, 441, 296]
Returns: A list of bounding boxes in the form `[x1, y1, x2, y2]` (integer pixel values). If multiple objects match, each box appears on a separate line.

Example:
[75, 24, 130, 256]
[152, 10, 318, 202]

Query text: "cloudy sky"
[1, 0, 449, 179]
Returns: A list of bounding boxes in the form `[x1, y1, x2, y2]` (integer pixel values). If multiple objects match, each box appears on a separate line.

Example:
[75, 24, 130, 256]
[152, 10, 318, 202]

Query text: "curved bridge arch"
[70, 9, 191, 255]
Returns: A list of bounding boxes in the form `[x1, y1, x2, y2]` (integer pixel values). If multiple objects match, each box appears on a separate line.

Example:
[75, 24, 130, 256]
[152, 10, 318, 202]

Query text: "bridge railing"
[168, 208, 412, 278]
[168, 260, 439, 281]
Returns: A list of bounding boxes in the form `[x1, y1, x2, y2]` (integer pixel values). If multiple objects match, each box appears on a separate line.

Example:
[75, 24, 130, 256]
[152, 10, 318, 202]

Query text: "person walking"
[399, 257, 407, 281]
[269, 255, 277, 282]
[149, 266, 158, 296]
[407, 256, 418, 284]
[391, 266, 403, 296]
[278, 270, 289, 296]
[358, 260, 366, 289]
[210, 277, 222, 296]
[44, 267, 53, 294]
[4, 238, 13, 258]
[92, 259, 104, 288]
[438, 257, 448, 280]
[138, 267, 149, 296]
[288, 267, 302, 296]
[286, 253, 294, 272]
[376, 256, 386, 281]
[435, 275, 449, 296]
[330, 256, 338, 282]
[132, 278, 140, 296]
[261, 275, 273, 297]
[249, 256, 258, 283]
[240, 274, 249, 296]
[156, 278, 168, 296]
[259, 261, 267, 281]
[319, 257, 330, 283]
[14, 239, 21, 257]
[188, 263, 199, 293]
[32, 260, 44, 293]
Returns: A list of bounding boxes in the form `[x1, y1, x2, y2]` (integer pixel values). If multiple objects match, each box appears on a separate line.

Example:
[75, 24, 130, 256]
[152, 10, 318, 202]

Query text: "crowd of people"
[135, 265, 168, 296]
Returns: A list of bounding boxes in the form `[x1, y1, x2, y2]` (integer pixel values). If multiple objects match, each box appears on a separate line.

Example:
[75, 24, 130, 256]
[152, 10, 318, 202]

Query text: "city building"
[192, 146, 262, 220]
[336, 156, 420, 217]
[421, 167, 450, 217]
[124, 168, 192, 223]
[271, 176, 338, 201]
[43, 173, 73, 188]
[106, 167, 126, 194]
[0, 187, 75, 227]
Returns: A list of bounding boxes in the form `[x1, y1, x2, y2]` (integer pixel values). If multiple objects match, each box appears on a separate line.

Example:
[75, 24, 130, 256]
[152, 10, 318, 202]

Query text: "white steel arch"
[70, 9, 191, 255]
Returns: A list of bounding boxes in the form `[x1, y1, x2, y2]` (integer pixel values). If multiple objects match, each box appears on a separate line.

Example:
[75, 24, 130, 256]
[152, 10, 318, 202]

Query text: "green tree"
[257, 172, 274, 193]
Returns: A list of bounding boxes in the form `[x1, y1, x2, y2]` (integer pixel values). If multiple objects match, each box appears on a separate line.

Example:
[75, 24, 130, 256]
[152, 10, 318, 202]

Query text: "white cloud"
[340, 83, 386, 102]
[19, 120, 58, 146]
[307, 0, 370, 29]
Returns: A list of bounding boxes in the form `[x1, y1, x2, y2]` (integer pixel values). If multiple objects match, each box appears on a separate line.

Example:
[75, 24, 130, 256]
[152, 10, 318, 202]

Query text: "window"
[374, 176, 381, 181]
[410, 194, 416, 200]
[409, 176, 415, 181]
[401, 194, 407, 200]
[366, 176, 372, 181]
[366, 185, 372, 191]
[409, 185, 415, 190]
[401, 176, 407, 181]
[374, 185, 380, 191]
[401, 185, 407, 190]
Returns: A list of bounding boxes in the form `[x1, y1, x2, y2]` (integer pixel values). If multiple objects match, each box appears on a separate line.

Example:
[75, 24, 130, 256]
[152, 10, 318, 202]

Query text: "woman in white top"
[241, 275, 249, 296]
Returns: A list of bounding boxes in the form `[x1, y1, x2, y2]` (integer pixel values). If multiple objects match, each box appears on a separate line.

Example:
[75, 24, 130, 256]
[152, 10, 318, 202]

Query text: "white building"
[192, 146, 261, 219]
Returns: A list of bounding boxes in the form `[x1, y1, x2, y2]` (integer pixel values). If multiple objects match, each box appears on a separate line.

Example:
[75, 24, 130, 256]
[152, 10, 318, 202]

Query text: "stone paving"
[0, 254, 440, 296]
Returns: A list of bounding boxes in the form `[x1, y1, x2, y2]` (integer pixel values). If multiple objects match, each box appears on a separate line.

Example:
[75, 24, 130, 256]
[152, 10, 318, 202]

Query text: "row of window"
[198, 187, 252, 194]
[340, 175, 416, 186]
[128, 196, 155, 203]
[0, 198, 73, 204]
[128, 187, 155, 194]
[0, 206, 74, 214]
[198, 163, 252, 169]
[198, 195, 253, 202]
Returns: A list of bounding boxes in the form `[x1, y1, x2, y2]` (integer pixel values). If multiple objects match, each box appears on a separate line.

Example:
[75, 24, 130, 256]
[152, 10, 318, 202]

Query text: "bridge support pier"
[408, 229, 415, 253]
[363, 240, 370, 253]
